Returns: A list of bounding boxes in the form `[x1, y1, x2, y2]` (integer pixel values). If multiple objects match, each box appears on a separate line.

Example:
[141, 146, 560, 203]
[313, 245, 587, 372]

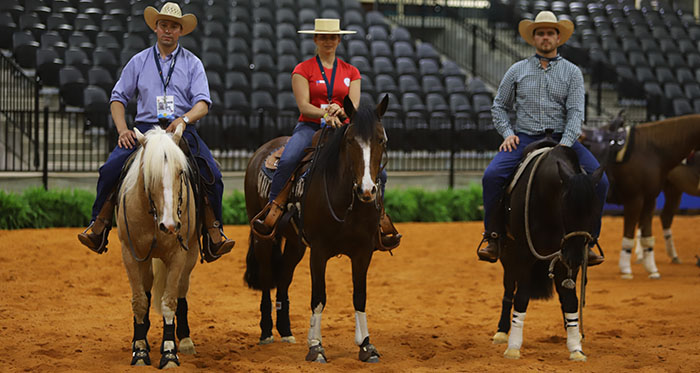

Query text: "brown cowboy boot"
[252, 181, 293, 239]
[77, 198, 115, 254]
[378, 211, 401, 250]
[477, 232, 499, 263]
[587, 247, 604, 266]
[203, 199, 235, 257]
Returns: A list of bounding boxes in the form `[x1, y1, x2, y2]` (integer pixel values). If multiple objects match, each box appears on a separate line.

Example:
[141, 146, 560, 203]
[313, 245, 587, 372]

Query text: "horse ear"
[172, 122, 184, 144]
[134, 128, 146, 147]
[556, 160, 575, 185]
[343, 95, 355, 120]
[610, 110, 626, 131]
[591, 166, 606, 187]
[376, 94, 389, 117]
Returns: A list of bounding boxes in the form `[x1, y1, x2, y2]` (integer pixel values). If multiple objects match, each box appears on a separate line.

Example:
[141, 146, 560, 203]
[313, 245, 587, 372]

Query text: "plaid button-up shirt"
[491, 56, 585, 147]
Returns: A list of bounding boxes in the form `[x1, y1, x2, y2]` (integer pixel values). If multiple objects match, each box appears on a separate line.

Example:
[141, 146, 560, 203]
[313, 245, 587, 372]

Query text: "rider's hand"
[323, 113, 343, 128]
[117, 129, 137, 149]
[165, 117, 185, 133]
[499, 135, 520, 152]
[326, 103, 344, 119]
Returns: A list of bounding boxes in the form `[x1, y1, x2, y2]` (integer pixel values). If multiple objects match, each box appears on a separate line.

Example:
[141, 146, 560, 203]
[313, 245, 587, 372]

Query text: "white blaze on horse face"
[354, 311, 369, 346]
[357, 137, 376, 199]
[160, 158, 177, 233]
[307, 303, 324, 347]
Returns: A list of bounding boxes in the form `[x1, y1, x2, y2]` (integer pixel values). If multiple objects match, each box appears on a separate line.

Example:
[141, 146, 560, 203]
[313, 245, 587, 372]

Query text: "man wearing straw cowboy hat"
[78, 2, 235, 260]
[477, 11, 609, 265]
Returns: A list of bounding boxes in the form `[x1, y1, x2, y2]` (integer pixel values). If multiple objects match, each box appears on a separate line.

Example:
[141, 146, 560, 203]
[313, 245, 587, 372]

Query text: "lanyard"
[153, 45, 181, 95]
[315, 55, 337, 104]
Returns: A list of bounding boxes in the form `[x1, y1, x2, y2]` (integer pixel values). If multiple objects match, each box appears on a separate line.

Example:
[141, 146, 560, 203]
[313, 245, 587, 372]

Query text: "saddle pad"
[264, 147, 285, 170]
[506, 147, 552, 194]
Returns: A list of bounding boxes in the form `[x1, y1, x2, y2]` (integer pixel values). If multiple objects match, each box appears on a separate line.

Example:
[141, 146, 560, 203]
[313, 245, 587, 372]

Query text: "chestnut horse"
[244, 96, 390, 363]
[583, 114, 700, 278]
[116, 124, 199, 368]
[493, 141, 605, 361]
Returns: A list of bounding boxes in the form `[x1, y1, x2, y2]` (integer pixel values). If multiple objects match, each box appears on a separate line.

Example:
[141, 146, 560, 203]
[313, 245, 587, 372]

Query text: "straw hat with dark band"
[518, 11, 574, 48]
[298, 18, 356, 34]
[144, 2, 197, 36]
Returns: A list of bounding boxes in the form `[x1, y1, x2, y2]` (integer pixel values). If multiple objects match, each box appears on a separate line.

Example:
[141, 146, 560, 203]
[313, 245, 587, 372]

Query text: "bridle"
[322, 122, 387, 225]
[123, 168, 191, 263]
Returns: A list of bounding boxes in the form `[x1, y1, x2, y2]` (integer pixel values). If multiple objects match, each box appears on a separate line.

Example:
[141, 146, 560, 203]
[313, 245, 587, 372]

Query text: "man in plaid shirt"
[478, 11, 609, 265]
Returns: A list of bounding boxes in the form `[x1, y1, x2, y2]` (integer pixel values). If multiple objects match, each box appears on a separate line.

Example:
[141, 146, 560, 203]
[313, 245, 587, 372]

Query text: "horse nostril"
[176, 222, 181, 232]
[159, 223, 169, 233]
[371, 185, 377, 195]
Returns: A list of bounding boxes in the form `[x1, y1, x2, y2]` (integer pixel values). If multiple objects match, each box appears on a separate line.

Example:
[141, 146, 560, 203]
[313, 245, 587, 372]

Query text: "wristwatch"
[181, 115, 190, 125]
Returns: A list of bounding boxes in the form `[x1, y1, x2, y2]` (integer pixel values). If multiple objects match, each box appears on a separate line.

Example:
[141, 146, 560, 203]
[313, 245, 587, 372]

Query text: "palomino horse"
[493, 141, 605, 361]
[116, 124, 199, 368]
[244, 96, 389, 363]
[584, 114, 700, 278]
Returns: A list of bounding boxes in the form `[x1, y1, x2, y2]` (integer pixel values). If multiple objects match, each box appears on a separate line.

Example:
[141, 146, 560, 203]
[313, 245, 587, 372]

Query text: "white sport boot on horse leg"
[640, 236, 661, 279]
[504, 311, 525, 359]
[565, 312, 586, 362]
[634, 229, 643, 263]
[306, 303, 327, 363]
[619, 237, 634, 279]
[663, 228, 681, 264]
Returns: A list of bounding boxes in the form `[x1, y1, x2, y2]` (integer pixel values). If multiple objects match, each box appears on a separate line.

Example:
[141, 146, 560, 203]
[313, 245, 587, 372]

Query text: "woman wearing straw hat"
[252, 18, 401, 249]
[477, 11, 608, 264]
[78, 2, 235, 258]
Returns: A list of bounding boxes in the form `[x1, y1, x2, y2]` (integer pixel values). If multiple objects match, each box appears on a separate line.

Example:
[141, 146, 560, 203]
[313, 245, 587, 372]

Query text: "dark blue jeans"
[268, 121, 388, 202]
[481, 132, 609, 240]
[91, 123, 224, 223]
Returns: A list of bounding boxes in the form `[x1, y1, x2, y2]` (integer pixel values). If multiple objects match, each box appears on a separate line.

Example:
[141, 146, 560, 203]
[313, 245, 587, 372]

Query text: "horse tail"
[529, 259, 554, 300]
[244, 232, 283, 290]
[151, 258, 167, 314]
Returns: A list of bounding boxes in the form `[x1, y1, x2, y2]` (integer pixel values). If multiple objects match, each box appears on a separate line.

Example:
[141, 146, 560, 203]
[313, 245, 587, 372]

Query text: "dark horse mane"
[312, 102, 377, 182]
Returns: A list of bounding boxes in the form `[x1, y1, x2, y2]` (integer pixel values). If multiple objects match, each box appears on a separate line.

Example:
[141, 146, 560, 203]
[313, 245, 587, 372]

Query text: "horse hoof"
[569, 350, 587, 361]
[280, 336, 296, 343]
[648, 272, 661, 279]
[620, 273, 633, 280]
[359, 343, 381, 363]
[305, 344, 327, 363]
[671, 257, 681, 264]
[133, 359, 148, 366]
[503, 348, 520, 359]
[259, 336, 274, 345]
[178, 337, 196, 355]
[161, 361, 179, 369]
[492, 332, 508, 344]
[158, 350, 180, 369]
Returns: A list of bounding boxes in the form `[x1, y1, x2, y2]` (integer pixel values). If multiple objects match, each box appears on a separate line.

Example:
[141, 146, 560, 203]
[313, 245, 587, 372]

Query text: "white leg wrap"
[641, 237, 660, 277]
[663, 228, 678, 259]
[634, 229, 643, 262]
[621, 236, 635, 250]
[564, 312, 583, 353]
[354, 311, 370, 346]
[507, 311, 526, 350]
[307, 303, 323, 347]
[619, 244, 632, 276]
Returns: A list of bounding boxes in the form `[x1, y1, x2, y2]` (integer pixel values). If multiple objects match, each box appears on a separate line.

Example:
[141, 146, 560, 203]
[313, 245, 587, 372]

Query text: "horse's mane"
[314, 103, 376, 179]
[122, 127, 190, 195]
[635, 114, 700, 152]
[553, 146, 595, 216]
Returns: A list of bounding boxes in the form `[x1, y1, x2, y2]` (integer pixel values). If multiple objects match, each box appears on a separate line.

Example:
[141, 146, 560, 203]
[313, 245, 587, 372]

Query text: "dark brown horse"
[583, 114, 700, 278]
[493, 142, 605, 361]
[244, 96, 390, 363]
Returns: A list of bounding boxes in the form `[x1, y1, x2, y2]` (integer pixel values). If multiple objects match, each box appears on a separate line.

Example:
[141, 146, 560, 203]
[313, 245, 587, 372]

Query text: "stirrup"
[78, 221, 110, 254]
[476, 232, 499, 263]
[251, 201, 283, 240]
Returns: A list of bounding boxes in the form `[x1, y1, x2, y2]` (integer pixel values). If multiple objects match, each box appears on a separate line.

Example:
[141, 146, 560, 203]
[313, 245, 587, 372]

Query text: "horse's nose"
[159, 222, 178, 234]
[358, 185, 377, 203]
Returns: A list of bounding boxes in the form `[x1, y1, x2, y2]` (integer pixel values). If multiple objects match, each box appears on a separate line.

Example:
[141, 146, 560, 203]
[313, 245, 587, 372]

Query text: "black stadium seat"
[36, 47, 63, 86]
[87, 66, 115, 96]
[12, 31, 39, 68]
[84, 85, 110, 130]
[59, 65, 86, 107]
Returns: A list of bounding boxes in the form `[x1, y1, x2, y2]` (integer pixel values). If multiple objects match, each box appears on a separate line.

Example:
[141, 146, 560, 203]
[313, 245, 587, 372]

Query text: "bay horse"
[493, 141, 605, 361]
[244, 96, 389, 363]
[116, 124, 199, 368]
[587, 114, 700, 278]
[633, 151, 699, 264]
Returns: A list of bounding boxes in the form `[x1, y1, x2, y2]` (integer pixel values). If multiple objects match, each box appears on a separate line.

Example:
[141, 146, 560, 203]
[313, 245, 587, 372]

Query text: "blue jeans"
[91, 123, 224, 223]
[269, 121, 388, 202]
[482, 132, 609, 239]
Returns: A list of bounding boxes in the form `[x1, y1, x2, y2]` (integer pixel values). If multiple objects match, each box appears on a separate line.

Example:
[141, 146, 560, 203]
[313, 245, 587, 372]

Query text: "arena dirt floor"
[2, 216, 700, 372]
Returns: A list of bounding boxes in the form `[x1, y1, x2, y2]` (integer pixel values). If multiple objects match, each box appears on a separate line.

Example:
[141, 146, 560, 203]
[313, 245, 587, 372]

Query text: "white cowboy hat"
[518, 11, 574, 48]
[298, 18, 356, 34]
[144, 2, 197, 36]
